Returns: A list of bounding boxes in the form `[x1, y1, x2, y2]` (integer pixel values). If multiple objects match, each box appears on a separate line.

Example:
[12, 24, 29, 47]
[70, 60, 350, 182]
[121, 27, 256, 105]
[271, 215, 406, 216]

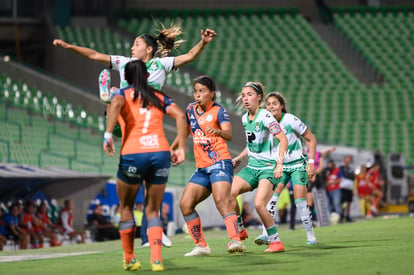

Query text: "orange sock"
[148, 226, 163, 263]
[186, 217, 207, 247]
[224, 213, 241, 241]
[119, 227, 135, 263]
[373, 197, 381, 207]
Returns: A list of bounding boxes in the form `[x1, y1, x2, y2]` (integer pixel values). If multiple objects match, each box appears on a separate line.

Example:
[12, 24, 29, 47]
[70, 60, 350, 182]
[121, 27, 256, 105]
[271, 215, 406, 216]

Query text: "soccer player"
[254, 92, 318, 245]
[103, 59, 186, 271]
[1, 203, 30, 249]
[366, 163, 384, 216]
[171, 76, 244, 256]
[20, 201, 43, 248]
[231, 82, 288, 253]
[57, 199, 85, 244]
[35, 202, 61, 247]
[52, 22, 217, 99]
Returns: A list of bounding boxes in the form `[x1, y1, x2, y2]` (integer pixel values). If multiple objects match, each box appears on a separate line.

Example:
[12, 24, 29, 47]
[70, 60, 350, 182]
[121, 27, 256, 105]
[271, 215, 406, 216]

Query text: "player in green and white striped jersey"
[231, 82, 288, 253]
[254, 92, 318, 245]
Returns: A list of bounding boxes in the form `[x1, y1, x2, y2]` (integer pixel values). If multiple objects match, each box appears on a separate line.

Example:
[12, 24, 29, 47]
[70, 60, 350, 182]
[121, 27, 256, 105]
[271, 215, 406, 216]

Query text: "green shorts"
[236, 166, 279, 190]
[279, 159, 308, 186]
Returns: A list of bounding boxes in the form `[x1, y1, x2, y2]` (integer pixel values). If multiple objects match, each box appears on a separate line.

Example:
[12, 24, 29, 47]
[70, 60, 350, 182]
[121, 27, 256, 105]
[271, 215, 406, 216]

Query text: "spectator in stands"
[20, 200, 42, 248]
[132, 203, 143, 238]
[35, 202, 61, 247]
[103, 59, 186, 271]
[160, 203, 171, 235]
[323, 160, 342, 215]
[1, 203, 29, 249]
[305, 146, 335, 223]
[0, 208, 8, 251]
[57, 199, 85, 244]
[241, 202, 261, 227]
[339, 155, 356, 222]
[88, 204, 120, 241]
[366, 163, 384, 216]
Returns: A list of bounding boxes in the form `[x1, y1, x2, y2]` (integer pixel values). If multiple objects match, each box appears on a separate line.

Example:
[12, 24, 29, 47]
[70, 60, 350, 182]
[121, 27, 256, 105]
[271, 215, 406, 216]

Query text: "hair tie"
[246, 83, 261, 93]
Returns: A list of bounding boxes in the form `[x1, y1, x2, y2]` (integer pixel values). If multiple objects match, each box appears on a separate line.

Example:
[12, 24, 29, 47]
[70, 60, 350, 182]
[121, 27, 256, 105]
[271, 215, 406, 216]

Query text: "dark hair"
[193, 75, 216, 101]
[265, 91, 288, 113]
[125, 60, 163, 111]
[140, 22, 184, 58]
[24, 200, 36, 211]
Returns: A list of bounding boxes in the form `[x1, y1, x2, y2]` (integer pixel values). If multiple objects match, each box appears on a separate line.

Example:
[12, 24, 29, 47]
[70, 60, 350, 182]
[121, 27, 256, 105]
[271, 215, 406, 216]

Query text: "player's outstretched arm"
[173, 29, 217, 68]
[53, 39, 111, 65]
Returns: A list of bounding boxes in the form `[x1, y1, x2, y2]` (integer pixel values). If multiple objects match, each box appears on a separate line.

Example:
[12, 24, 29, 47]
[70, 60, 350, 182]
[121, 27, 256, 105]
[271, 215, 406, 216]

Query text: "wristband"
[308, 159, 315, 164]
[104, 132, 113, 139]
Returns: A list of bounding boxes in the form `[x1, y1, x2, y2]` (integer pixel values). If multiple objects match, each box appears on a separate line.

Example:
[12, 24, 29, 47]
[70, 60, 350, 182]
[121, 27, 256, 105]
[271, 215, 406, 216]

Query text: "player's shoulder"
[259, 108, 274, 119]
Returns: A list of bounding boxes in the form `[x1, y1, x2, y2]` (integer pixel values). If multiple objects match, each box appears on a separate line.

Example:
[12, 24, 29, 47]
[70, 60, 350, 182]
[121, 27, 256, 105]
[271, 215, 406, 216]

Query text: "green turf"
[1, 217, 413, 274]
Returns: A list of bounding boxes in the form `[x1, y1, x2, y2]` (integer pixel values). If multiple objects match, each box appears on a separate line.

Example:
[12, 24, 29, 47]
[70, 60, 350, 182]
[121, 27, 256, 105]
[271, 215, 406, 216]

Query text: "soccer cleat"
[99, 69, 111, 103]
[162, 233, 172, 247]
[123, 258, 141, 271]
[370, 205, 378, 215]
[141, 242, 150, 248]
[151, 260, 164, 272]
[264, 241, 285, 253]
[184, 245, 211, 256]
[238, 228, 249, 240]
[227, 240, 246, 254]
[254, 235, 269, 246]
[307, 239, 318, 245]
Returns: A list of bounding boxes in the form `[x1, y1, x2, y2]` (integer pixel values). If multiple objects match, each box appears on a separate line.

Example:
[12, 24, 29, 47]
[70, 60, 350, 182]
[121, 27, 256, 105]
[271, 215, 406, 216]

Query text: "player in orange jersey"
[171, 76, 245, 256]
[103, 59, 186, 272]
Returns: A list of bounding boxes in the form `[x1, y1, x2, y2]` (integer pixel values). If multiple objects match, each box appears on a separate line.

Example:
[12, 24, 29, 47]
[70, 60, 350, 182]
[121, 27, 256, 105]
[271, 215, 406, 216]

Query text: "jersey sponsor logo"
[198, 117, 205, 125]
[206, 114, 213, 122]
[190, 114, 195, 120]
[139, 135, 160, 147]
[155, 168, 169, 177]
[126, 166, 140, 178]
[193, 129, 210, 144]
[215, 171, 227, 177]
[246, 131, 256, 143]
[190, 121, 197, 128]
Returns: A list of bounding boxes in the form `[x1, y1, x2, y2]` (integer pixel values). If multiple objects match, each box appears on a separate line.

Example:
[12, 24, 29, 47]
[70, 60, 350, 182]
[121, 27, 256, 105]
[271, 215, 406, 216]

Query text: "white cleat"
[162, 232, 172, 247]
[184, 245, 211, 256]
[227, 240, 246, 253]
[98, 69, 111, 103]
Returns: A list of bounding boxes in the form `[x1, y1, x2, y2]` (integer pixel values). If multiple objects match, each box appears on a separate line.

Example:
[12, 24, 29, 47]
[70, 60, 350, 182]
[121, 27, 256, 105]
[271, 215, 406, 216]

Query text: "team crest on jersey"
[206, 114, 213, 122]
[148, 61, 159, 72]
[255, 122, 260, 132]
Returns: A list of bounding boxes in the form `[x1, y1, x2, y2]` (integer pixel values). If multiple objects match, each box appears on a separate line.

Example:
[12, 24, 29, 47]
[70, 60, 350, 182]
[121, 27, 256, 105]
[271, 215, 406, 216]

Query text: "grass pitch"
[1, 216, 413, 274]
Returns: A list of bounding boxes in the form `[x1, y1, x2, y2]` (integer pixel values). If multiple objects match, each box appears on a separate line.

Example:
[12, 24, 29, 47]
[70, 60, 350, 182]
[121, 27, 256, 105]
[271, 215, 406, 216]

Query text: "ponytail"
[141, 21, 185, 58]
[124, 60, 163, 111]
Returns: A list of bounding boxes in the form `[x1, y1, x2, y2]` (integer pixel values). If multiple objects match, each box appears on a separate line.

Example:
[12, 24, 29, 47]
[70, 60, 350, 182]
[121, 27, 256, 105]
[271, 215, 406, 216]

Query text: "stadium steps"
[312, 22, 383, 85]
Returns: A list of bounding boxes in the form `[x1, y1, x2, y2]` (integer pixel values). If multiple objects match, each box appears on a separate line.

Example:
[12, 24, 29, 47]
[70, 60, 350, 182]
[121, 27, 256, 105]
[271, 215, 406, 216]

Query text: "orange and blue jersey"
[186, 102, 231, 168]
[112, 86, 174, 155]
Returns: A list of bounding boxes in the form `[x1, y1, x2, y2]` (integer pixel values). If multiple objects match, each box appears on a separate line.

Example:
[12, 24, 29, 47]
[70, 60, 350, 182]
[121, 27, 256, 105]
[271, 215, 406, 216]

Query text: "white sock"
[296, 200, 316, 241]
[261, 193, 279, 236]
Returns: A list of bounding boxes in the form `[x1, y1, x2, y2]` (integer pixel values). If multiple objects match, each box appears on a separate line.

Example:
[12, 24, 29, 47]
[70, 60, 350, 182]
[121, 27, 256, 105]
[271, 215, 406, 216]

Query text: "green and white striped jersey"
[110, 55, 175, 90]
[278, 113, 307, 165]
[242, 108, 283, 170]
